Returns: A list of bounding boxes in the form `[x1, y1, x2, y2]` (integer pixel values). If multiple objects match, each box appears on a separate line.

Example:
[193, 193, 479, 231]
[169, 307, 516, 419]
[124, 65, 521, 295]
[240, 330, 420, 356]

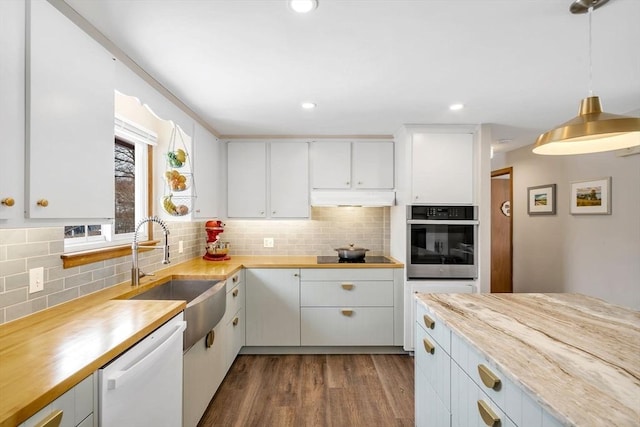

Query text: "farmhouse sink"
[131, 279, 226, 350]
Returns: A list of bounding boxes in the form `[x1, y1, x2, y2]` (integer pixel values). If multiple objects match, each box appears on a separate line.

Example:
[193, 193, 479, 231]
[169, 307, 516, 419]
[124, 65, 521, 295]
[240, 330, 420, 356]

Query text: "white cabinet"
[415, 299, 564, 427]
[19, 374, 95, 427]
[227, 142, 309, 218]
[300, 268, 395, 346]
[311, 141, 394, 190]
[191, 122, 220, 218]
[0, 0, 25, 222]
[183, 322, 226, 427]
[245, 269, 301, 346]
[223, 270, 245, 369]
[26, 0, 115, 219]
[411, 132, 474, 204]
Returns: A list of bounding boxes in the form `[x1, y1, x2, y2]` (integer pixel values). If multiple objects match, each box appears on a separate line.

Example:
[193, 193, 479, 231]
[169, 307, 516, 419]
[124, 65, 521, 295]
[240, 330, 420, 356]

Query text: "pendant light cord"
[588, 6, 593, 97]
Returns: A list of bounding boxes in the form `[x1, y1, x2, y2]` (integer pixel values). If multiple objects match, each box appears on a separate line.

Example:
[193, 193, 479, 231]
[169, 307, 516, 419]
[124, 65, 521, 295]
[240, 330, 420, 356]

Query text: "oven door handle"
[407, 220, 479, 225]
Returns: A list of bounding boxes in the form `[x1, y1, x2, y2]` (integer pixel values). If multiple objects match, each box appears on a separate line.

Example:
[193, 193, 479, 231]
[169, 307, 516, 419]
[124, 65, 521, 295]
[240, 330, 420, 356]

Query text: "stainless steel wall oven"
[407, 205, 478, 279]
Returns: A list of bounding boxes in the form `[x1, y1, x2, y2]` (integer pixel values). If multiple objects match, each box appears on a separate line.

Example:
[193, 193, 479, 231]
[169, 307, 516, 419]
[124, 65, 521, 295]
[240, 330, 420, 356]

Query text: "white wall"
[504, 145, 640, 310]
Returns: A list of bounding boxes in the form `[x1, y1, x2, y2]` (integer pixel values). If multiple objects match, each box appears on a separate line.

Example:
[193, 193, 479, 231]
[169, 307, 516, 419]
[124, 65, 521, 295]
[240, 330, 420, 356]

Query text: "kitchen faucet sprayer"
[131, 216, 170, 286]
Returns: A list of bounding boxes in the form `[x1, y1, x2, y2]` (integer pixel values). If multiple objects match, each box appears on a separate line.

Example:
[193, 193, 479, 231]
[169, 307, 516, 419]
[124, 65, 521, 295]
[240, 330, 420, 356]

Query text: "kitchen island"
[415, 293, 640, 426]
[0, 255, 402, 426]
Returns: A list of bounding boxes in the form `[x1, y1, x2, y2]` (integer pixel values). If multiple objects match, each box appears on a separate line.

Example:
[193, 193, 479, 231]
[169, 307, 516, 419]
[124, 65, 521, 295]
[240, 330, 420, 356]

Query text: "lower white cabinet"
[183, 270, 245, 427]
[415, 299, 564, 427]
[245, 269, 301, 346]
[300, 268, 395, 346]
[19, 374, 95, 427]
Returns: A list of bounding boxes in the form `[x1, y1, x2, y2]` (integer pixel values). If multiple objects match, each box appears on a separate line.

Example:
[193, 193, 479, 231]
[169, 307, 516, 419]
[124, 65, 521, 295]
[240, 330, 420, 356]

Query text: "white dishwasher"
[99, 313, 186, 427]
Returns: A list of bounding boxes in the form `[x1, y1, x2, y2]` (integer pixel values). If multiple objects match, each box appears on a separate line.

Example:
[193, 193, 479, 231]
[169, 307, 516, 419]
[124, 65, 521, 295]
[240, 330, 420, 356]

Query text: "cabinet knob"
[422, 338, 435, 355]
[232, 275, 239, 284]
[341, 283, 354, 291]
[423, 314, 435, 329]
[272, 211, 276, 214]
[357, 181, 363, 185]
[1, 197, 15, 207]
[478, 364, 501, 390]
[232, 317, 239, 326]
[477, 400, 500, 427]
[232, 288, 239, 297]
[346, 181, 350, 185]
[294, 273, 299, 277]
[260, 211, 265, 215]
[341, 309, 354, 317]
[37, 199, 49, 207]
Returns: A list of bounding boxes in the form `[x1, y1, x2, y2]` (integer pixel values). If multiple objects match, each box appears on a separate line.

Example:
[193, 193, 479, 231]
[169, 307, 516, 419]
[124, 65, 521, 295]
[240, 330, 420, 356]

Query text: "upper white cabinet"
[411, 132, 474, 204]
[227, 141, 309, 218]
[0, 0, 25, 222]
[191, 122, 219, 219]
[26, 0, 115, 219]
[311, 141, 394, 190]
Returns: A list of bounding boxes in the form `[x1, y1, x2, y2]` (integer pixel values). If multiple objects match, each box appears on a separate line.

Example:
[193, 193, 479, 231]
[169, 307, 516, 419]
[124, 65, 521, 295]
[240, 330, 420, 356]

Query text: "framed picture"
[527, 184, 556, 215]
[570, 177, 612, 215]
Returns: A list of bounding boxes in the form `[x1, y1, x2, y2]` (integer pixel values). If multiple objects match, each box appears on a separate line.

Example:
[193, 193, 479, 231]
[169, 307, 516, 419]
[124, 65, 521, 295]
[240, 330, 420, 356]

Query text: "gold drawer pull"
[478, 364, 501, 390]
[341, 309, 353, 316]
[34, 409, 63, 427]
[477, 400, 500, 427]
[341, 283, 354, 290]
[232, 288, 239, 297]
[232, 275, 239, 284]
[1, 197, 15, 207]
[205, 330, 215, 348]
[422, 338, 435, 354]
[37, 199, 49, 207]
[423, 314, 435, 329]
[232, 317, 239, 326]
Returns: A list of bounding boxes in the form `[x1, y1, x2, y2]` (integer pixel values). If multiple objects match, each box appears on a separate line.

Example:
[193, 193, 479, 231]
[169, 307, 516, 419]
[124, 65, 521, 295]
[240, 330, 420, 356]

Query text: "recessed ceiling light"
[301, 102, 316, 109]
[289, 0, 318, 13]
[449, 103, 464, 111]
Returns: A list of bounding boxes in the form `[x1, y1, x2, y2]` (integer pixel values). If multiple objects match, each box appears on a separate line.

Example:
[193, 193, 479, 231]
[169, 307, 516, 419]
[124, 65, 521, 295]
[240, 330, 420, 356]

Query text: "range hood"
[310, 191, 396, 207]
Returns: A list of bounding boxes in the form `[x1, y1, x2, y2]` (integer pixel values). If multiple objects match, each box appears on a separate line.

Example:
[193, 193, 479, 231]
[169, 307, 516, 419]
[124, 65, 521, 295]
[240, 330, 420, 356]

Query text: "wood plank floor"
[198, 354, 415, 427]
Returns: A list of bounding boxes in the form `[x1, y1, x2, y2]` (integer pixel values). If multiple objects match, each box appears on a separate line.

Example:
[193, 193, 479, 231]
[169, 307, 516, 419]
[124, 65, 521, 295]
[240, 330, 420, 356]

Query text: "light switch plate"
[29, 267, 44, 293]
[178, 240, 184, 253]
[264, 237, 274, 248]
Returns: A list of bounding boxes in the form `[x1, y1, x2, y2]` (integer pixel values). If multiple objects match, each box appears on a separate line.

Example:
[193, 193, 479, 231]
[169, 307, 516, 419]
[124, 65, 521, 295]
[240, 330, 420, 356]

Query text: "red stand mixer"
[203, 220, 231, 261]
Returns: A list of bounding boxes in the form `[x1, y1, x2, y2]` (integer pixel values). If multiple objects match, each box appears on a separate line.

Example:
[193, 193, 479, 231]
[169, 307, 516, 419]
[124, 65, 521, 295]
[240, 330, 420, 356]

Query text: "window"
[64, 117, 156, 253]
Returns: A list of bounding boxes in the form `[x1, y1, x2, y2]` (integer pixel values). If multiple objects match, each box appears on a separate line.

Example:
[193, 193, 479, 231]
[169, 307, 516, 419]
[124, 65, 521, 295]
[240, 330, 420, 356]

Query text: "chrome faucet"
[131, 216, 170, 286]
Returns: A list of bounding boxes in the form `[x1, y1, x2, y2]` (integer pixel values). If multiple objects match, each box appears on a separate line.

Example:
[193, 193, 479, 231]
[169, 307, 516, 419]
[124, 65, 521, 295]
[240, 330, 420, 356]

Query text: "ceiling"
[64, 0, 640, 153]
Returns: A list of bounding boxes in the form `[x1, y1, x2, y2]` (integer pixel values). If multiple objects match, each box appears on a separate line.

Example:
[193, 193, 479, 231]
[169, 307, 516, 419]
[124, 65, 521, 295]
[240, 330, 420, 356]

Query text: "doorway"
[491, 167, 513, 293]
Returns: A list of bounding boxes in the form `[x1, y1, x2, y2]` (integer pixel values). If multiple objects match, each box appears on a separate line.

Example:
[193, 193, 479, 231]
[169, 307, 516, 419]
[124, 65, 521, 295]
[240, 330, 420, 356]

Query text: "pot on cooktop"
[334, 244, 369, 260]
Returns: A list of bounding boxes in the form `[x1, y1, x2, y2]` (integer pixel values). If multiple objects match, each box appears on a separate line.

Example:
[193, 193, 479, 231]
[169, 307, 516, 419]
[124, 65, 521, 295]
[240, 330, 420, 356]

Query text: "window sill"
[61, 240, 160, 269]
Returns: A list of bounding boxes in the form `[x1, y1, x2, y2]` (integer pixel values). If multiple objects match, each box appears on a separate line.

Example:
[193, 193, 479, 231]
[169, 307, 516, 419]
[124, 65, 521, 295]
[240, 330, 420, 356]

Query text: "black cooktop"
[316, 256, 394, 264]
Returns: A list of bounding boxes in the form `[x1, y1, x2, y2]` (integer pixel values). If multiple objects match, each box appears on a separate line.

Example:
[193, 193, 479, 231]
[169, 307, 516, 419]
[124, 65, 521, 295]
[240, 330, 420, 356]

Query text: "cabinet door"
[352, 141, 394, 189]
[270, 142, 309, 218]
[412, 133, 474, 204]
[0, 0, 25, 221]
[245, 269, 300, 346]
[227, 142, 266, 217]
[310, 141, 351, 189]
[26, 0, 115, 219]
[192, 122, 219, 218]
[416, 364, 451, 427]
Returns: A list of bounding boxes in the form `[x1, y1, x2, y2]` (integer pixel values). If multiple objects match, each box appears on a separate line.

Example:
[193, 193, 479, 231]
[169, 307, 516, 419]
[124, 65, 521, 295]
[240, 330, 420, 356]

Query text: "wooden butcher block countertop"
[415, 293, 640, 426]
[0, 255, 402, 426]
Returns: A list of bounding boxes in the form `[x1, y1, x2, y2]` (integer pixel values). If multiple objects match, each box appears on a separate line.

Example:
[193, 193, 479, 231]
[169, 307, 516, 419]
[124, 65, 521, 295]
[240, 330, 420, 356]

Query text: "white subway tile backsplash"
[5, 298, 46, 323]
[6, 242, 50, 260]
[0, 288, 27, 309]
[0, 259, 26, 277]
[27, 227, 62, 243]
[0, 229, 27, 245]
[47, 288, 79, 307]
[5, 273, 28, 291]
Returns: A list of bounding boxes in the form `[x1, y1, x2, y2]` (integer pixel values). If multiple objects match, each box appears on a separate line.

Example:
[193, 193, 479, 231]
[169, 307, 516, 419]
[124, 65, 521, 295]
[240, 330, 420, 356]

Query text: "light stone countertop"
[415, 293, 640, 426]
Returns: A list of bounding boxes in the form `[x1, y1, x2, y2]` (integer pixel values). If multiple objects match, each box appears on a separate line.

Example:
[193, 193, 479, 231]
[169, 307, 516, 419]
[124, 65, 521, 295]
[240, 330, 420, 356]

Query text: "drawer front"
[451, 362, 515, 427]
[415, 319, 451, 410]
[416, 363, 451, 427]
[301, 307, 394, 345]
[416, 301, 451, 354]
[300, 268, 394, 281]
[225, 281, 245, 323]
[300, 280, 393, 307]
[226, 308, 245, 368]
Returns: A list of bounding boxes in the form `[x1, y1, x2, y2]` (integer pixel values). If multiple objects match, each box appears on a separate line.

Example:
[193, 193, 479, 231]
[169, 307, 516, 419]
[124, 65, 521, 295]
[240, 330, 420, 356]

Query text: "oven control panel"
[409, 205, 476, 220]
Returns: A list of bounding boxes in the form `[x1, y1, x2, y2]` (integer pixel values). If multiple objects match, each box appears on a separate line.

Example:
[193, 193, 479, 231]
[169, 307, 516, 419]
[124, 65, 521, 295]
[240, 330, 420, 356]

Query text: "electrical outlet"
[263, 237, 274, 248]
[29, 267, 44, 293]
[178, 240, 184, 253]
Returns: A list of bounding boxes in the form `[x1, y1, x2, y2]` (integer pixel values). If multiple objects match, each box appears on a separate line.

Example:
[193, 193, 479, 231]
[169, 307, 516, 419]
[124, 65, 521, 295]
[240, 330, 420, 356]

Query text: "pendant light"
[533, 0, 640, 155]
